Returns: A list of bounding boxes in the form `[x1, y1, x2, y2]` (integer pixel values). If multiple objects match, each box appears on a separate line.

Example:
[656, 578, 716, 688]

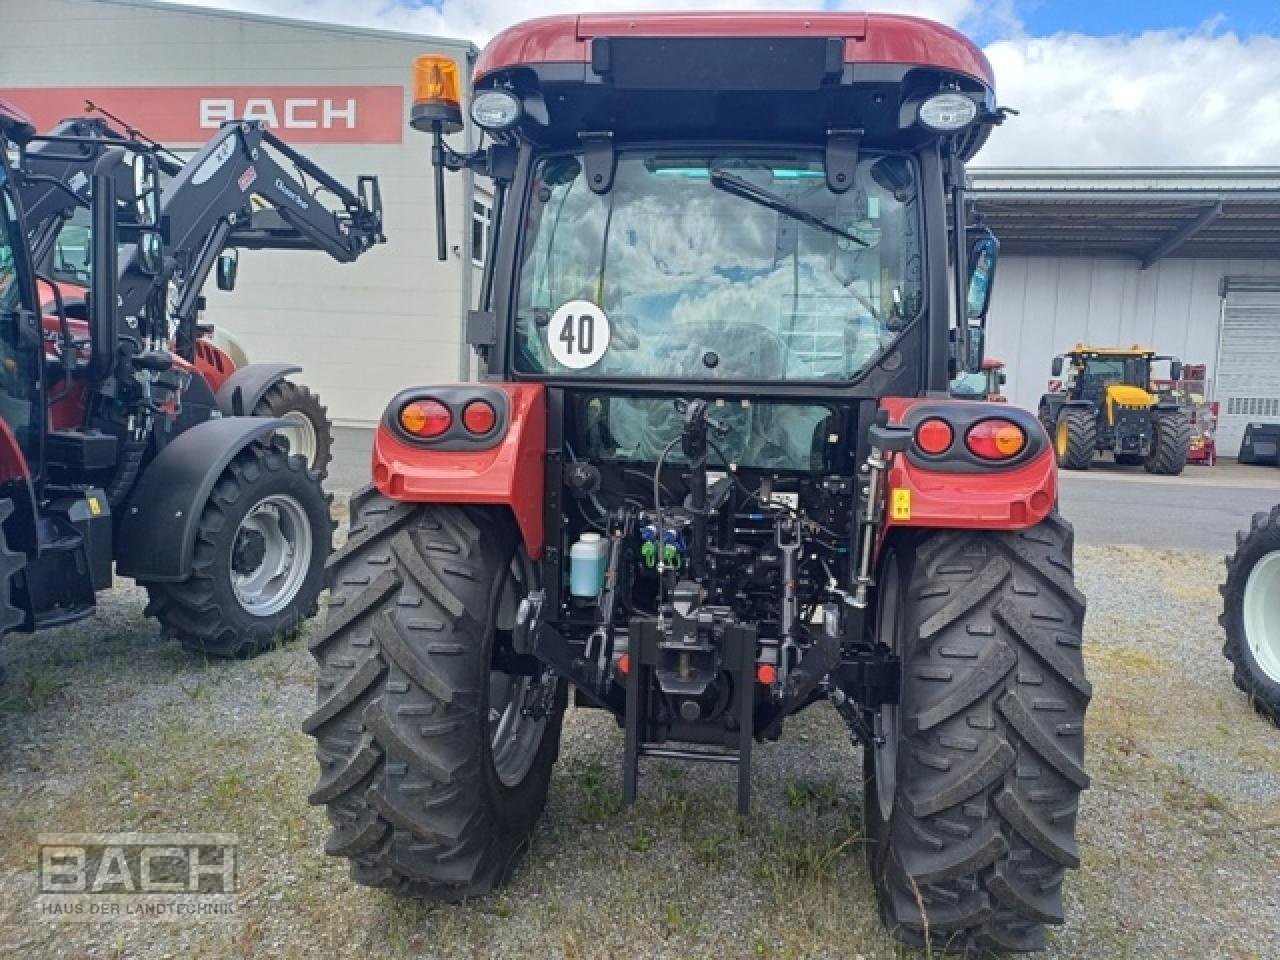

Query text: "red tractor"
[0, 100, 336, 657]
[306, 15, 1090, 952]
[952, 357, 1008, 401]
[15, 111, 385, 476]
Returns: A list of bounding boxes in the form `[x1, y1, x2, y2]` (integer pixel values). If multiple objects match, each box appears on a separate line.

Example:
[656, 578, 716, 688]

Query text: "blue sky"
[1017, 1, 1280, 37]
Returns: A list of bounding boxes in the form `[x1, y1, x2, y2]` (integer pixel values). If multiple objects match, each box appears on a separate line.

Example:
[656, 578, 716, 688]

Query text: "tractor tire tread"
[1219, 503, 1280, 726]
[306, 494, 564, 900]
[869, 513, 1090, 954]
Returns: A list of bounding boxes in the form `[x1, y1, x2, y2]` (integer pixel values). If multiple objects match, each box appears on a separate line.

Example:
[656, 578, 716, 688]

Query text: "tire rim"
[1244, 550, 1280, 685]
[1055, 418, 1069, 457]
[277, 412, 318, 469]
[873, 552, 902, 822]
[229, 494, 313, 617]
[489, 554, 550, 787]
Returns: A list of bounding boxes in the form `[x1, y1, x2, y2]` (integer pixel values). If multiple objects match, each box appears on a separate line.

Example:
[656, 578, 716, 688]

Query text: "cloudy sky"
[187, 0, 1280, 167]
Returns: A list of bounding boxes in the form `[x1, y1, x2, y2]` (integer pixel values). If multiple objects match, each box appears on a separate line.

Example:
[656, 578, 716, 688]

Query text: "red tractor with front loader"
[15, 110, 385, 477]
[0, 99, 346, 658]
[306, 14, 1090, 953]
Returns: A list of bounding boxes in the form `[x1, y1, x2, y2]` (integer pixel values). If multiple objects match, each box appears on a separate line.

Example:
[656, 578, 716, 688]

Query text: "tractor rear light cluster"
[399, 399, 452, 438]
[965, 419, 1027, 460]
[391, 390, 507, 445]
[910, 413, 1029, 462]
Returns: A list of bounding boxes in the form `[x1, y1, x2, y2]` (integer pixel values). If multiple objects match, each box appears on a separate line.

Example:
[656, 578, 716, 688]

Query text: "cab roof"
[472, 13, 997, 156]
[475, 13, 994, 87]
[1069, 345, 1155, 358]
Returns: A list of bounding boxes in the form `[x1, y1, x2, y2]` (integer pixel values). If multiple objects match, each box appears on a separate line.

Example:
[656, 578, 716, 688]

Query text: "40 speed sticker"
[547, 300, 610, 370]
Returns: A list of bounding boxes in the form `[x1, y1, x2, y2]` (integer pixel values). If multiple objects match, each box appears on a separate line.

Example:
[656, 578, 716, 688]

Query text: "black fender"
[214, 363, 302, 417]
[115, 417, 287, 582]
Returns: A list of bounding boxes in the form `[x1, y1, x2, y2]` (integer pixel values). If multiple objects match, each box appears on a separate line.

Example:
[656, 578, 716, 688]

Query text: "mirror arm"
[945, 143, 972, 373]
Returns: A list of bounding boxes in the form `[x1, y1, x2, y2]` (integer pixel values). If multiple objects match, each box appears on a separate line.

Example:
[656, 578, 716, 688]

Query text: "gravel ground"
[0, 534, 1277, 959]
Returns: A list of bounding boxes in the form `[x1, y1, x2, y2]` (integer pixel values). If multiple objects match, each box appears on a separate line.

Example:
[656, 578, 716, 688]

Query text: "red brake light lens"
[966, 419, 1027, 460]
[915, 417, 954, 455]
[461, 399, 497, 435]
[399, 399, 452, 438]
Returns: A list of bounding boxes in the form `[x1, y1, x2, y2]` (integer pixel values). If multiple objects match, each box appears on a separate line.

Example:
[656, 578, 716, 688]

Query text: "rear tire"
[143, 439, 333, 658]
[1054, 410, 1095, 471]
[865, 513, 1090, 953]
[306, 488, 565, 899]
[1220, 505, 1280, 726]
[253, 379, 333, 479]
[1143, 411, 1189, 475]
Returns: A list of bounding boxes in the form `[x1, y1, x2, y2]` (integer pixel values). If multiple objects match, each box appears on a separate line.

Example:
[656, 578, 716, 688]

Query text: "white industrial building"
[2, 1, 1279, 453]
[974, 168, 1280, 455]
[0, 0, 480, 426]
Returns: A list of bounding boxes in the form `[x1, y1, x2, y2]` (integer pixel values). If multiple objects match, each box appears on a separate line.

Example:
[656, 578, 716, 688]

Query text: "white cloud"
[981, 28, 1280, 165]
[180, 1, 1280, 166]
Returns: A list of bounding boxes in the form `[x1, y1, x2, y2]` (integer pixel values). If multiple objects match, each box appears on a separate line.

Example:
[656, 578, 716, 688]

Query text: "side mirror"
[965, 233, 999, 321]
[131, 152, 160, 228]
[1051, 356, 1064, 378]
[1170, 359, 1183, 381]
[216, 249, 239, 291]
[137, 230, 163, 277]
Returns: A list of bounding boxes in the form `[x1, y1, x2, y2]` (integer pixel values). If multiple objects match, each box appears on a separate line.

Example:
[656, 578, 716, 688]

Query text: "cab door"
[0, 157, 44, 480]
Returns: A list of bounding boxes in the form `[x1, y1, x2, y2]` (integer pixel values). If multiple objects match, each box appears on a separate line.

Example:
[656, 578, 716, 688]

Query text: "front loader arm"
[19, 117, 383, 342]
[112, 119, 383, 340]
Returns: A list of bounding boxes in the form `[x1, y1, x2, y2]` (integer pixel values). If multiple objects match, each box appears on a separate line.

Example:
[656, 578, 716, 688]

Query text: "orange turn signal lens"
[966, 419, 1027, 460]
[399, 399, 452, 438]
[914, 417, 954, 455]
[461, 399, 497, 435]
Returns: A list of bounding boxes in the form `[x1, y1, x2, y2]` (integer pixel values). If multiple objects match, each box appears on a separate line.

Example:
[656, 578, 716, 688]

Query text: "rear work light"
[918, 92, 978, 132]
[914, 417, 954, 455]
[470, 89, 522, 131]
[399, 399, 452, 438]
[966, 419, 1027, 460]
[461, 399, 497, 435]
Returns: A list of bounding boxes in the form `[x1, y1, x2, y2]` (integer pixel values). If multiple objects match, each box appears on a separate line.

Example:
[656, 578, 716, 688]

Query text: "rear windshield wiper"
[708, 168, 868, 248]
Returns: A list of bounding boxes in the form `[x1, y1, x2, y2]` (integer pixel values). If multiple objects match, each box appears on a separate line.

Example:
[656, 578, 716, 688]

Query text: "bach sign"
[0, 86, 404, 144]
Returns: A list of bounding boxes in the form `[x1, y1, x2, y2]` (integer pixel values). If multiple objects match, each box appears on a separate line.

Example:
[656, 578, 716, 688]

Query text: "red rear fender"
[879, 397, 1057, 531]
[372, 383, 547, 557]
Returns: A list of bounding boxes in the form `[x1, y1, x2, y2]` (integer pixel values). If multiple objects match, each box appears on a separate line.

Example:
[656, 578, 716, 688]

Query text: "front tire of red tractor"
[864, 513, 1090, 954]
[253, 379, 333, 479]
[1143, 410, 1190, 476]
[306, 489, 565, 899]
[143, 439, 334, 658]
[1220, 504, 1280, 727]
[1053, 409, 1095, 471]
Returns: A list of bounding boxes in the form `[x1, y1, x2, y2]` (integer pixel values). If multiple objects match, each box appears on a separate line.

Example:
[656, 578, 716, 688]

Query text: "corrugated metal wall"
[987, 256, 1280, 411]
